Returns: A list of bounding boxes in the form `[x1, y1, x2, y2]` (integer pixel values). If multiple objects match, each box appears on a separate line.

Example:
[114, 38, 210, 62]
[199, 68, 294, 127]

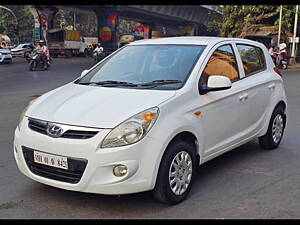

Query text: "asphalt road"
[0, 57, 300, 219]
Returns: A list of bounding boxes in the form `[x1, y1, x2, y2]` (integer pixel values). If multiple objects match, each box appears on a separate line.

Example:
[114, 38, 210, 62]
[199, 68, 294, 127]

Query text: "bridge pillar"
[95, 6, 119, 52]
[31, 6, 58, 43]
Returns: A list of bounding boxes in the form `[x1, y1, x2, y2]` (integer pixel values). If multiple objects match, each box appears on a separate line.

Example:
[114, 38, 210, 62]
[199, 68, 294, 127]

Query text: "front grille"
[61, 130, 98, 139]
[28, 118, 47, 135]
[22, 146, 88, 184]
[28, 118, 98, 139]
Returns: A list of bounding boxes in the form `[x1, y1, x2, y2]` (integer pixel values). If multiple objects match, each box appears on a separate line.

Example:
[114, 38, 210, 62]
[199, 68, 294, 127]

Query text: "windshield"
[77, 44, 206, 90]
[15, 44, 26, 49]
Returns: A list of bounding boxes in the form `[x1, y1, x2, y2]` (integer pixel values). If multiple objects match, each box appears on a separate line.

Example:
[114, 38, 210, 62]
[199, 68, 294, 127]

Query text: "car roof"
[129, 36, 264, 47]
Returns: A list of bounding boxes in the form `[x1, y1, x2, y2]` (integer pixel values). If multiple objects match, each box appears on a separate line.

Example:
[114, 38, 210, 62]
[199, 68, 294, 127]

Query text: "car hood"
[11, 48, 23, 51]
[26, 83, 176, 128]
[0, 49, 11, 53]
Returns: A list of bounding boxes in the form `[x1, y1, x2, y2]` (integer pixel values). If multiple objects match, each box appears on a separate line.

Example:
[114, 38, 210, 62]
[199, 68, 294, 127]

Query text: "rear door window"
[236, 44, 266, 76]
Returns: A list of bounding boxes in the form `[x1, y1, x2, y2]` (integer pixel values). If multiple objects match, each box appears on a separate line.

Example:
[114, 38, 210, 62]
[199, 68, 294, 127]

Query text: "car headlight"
[100, 107, 159, 148]
[18, 99, 37, 130]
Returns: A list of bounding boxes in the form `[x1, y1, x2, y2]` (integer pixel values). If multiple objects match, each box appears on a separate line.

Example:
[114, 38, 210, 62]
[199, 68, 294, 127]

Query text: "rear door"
[234, 43, 272, 136]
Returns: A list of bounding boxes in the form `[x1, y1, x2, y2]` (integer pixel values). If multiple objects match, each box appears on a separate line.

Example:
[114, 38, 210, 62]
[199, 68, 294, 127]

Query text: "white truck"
[47, 29, 94, 58]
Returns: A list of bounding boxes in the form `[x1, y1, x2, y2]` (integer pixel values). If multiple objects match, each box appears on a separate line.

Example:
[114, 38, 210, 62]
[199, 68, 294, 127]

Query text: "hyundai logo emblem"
[46, 123, 63, 138]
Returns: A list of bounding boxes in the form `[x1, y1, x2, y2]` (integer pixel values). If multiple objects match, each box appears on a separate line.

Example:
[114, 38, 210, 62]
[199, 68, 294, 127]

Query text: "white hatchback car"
[14, 37, 287, 204]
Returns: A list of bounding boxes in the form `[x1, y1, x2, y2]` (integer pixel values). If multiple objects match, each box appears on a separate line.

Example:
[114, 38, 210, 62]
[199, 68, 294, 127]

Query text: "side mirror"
[80, 70, 89, 78]
[199, 75, 232, 95]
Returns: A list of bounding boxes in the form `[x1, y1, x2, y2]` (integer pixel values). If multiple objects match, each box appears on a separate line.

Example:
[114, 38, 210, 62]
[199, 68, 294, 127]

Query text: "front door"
[196, 43, 248, 156]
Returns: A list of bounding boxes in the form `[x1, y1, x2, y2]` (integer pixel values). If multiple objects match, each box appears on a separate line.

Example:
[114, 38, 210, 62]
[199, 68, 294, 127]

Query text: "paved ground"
[0, 57, 300, 219]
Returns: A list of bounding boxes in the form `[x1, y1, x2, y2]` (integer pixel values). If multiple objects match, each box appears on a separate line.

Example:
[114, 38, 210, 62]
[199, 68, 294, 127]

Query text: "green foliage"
[0, 5, 34, 43]
[53, 9, 97, 37]
[0, 6, 99, 44]
[208, 5, 295, 38]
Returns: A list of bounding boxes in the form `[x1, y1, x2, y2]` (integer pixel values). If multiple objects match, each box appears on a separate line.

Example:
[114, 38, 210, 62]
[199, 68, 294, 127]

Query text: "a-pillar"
[95, 6, 119, 53]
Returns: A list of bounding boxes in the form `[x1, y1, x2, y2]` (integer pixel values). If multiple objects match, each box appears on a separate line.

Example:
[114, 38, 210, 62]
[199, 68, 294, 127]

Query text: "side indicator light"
[194, 111, 202, 116]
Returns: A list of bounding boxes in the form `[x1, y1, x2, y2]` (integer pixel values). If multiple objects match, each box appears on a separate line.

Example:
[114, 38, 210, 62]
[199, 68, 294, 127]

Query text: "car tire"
[153, 139, 196, 205]
[65, 51, 72, 58]
[259, 106, 286, 150]
[84, 49, 88, 57]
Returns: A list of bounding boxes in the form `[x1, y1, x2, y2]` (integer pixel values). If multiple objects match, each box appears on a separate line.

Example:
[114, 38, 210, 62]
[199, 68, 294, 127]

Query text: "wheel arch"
[258, 99, 287, 137]
[166, 131, 200, 165]
[151, 130, 201, 191]
[275, 100, 286, 112]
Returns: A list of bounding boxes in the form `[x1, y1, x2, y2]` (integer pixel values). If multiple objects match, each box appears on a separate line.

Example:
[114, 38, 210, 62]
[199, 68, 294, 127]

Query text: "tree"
[0, 5, 34, 43]
[208, 5, 296, 38]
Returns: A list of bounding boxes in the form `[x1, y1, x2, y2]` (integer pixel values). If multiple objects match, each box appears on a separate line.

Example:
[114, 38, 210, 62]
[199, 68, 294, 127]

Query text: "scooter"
[29, 50, 51, 71]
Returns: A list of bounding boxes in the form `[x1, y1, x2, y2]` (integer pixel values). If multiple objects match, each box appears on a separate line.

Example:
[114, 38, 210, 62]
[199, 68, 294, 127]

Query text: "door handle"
[268, 83, 275, 90]
[239, 93, 248, 101]
[239, 95, 245, 101]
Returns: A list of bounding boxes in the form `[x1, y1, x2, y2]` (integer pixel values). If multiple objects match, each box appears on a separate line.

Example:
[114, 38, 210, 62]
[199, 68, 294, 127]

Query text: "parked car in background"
[11, 43, 32, 57]
[7, 42, 17, 49]
[14, 37, 287, 204]
[0, 48, 12, 64]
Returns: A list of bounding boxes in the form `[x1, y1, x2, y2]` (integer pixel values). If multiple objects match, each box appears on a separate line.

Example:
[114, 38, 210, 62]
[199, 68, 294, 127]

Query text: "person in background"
[269, 45, 279, 65]
[94, 43, 103, 53]
[39, 40, 49, 69]
[34, 40, 41, 52]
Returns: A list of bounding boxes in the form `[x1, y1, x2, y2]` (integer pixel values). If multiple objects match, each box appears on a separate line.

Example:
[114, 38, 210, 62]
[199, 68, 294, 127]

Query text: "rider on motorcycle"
[94, 43, 103, 52]
[36, 40, 49, 69]
[93, 43, 105, 62]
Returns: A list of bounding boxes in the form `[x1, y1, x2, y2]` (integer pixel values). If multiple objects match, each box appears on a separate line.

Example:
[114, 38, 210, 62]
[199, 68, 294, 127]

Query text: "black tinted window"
[236, 44, 265, 76]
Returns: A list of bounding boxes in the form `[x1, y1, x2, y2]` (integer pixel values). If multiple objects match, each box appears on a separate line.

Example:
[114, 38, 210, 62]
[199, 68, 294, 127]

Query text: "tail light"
[274, 67, 282, 77]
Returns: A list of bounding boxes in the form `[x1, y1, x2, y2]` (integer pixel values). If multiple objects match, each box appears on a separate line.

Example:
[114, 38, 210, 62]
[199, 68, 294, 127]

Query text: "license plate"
[33, 151, 68, 170]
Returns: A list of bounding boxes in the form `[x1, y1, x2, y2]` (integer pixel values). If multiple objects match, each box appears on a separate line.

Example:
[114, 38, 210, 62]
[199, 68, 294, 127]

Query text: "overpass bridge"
[32, 5, 219, 51]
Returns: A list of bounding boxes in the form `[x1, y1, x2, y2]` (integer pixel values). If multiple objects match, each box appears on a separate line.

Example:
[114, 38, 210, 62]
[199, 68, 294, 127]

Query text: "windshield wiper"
[140, 80, 182, 87]
[78, 80, 138, 87]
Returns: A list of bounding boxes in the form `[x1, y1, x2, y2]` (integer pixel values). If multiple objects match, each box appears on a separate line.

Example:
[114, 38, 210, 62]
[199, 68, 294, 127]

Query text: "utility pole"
[291, 5, 299, 65]
[73, 11, 76, 31]
[277, 5, 283, 47]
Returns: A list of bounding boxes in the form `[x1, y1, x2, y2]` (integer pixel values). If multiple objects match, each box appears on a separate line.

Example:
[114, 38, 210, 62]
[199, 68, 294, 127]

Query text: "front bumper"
[14, 117, 163, 195]
[11, 51, 23, 57]
[0, 54, 12, 63]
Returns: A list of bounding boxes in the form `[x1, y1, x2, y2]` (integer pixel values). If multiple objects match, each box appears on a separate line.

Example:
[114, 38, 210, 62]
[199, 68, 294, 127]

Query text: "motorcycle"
[278, 52, 288, 70]
[24, 48, 34, 62]
[93, 47, 105, 62]
[274, 52, 288, 70]
[29, 50, 51, 71]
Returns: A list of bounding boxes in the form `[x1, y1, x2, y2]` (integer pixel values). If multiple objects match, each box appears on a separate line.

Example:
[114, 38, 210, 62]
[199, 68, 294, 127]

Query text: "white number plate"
[33, 151, 68, 170]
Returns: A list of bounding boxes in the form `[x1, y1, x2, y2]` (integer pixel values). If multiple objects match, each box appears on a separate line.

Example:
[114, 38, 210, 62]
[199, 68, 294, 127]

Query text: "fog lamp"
[113, 165, 128, 177]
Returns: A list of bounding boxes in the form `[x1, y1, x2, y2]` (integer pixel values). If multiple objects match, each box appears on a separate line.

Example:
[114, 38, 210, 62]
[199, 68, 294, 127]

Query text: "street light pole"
[277, 5, 283, 48]
[291, 5, 299, 65]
